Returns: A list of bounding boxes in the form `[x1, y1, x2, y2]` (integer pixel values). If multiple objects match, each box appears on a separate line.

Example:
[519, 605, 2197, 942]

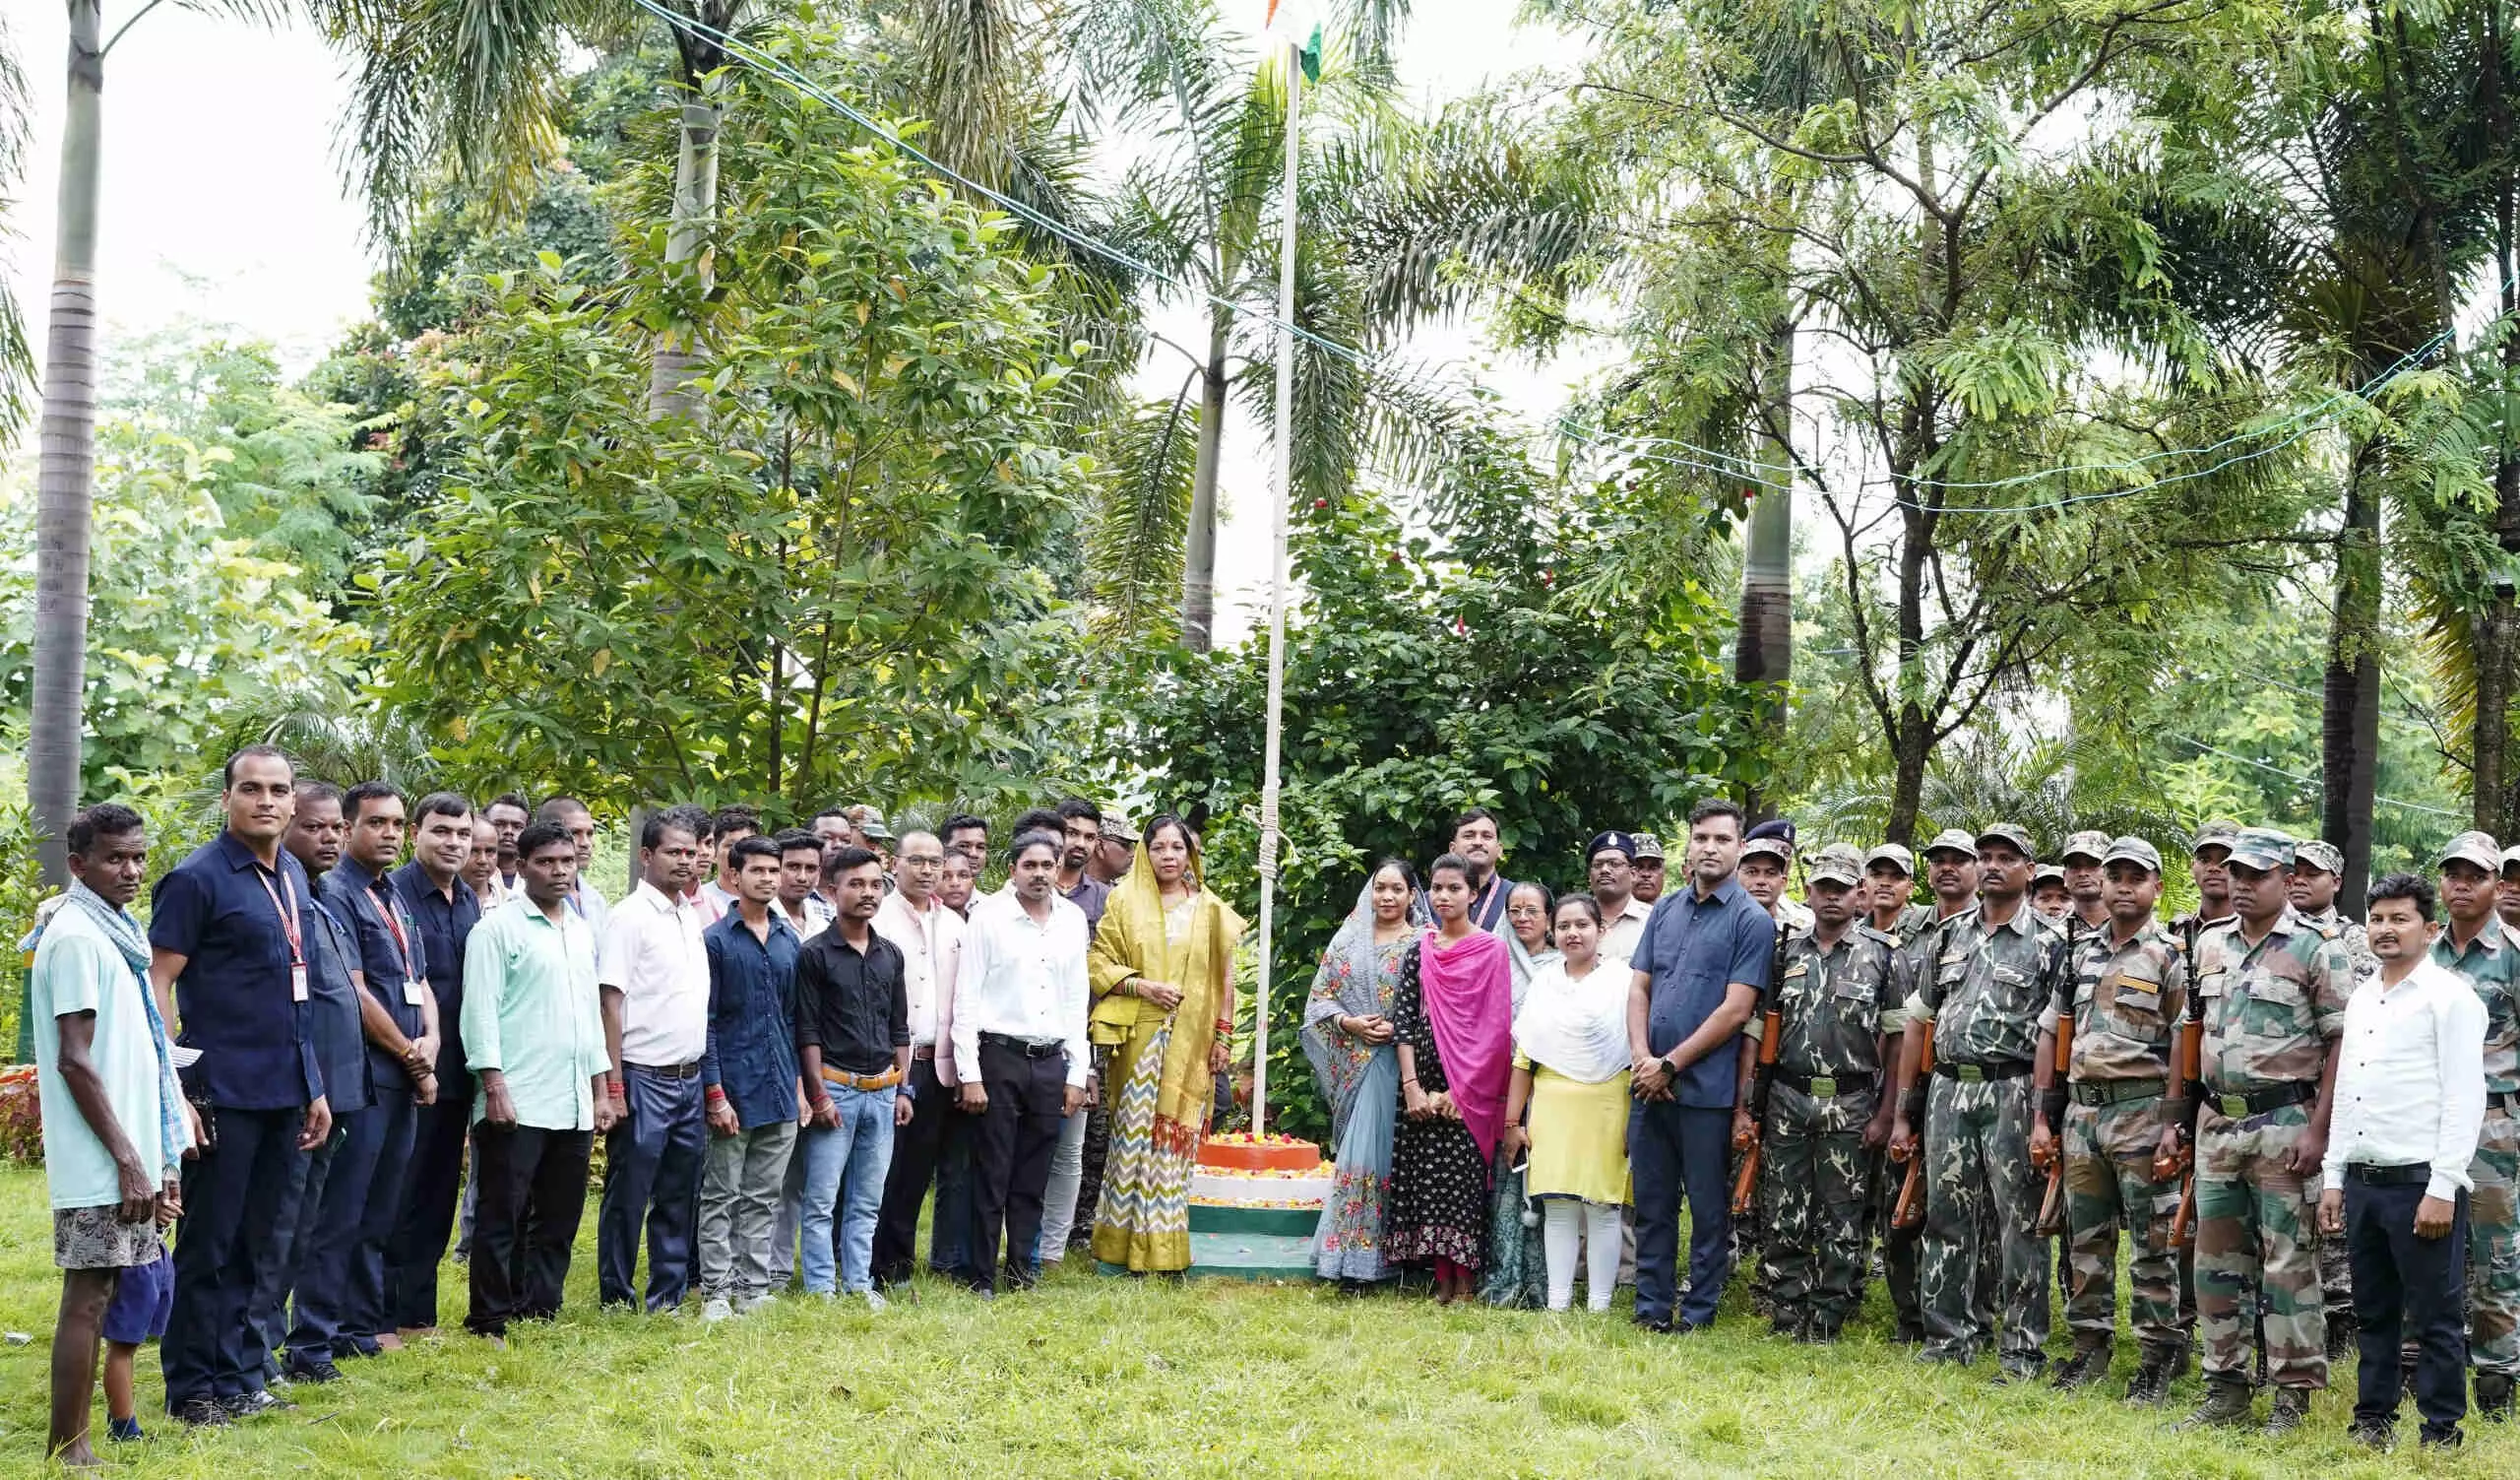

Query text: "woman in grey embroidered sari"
[1302, 860, 1423, 1288]
[1480, 881, 1557, 1306]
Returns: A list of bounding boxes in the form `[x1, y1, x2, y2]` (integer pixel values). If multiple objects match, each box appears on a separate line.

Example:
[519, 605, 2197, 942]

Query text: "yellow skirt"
[1089, 1016, 1199, 1272]
[1527, 1066, 1631, 1205]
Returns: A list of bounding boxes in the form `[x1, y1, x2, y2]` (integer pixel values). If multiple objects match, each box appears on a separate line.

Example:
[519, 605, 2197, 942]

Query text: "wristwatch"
[1661, 1053, 1682, 1078]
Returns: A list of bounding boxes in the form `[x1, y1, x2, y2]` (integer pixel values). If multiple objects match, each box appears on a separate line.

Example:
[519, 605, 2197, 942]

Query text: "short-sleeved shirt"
[795, 927, 911, 1077]
[149, 831, 323, 1109]
[1886, 904, 1968, 1032]
[463, 896, 608, 1131]
[321, 858, 431, 1094]
[2061, 919, 2188, 1082]
[2431, 916, 2520, 1096]
[1910, 904, 2066, 1068]
[392, 862, 480, 1089]
[1770, 926, 1892, 1079]
[32, 906, 181, 1209]
[703, 910, 802, 1127]
[304, 898, 374, 1116]
[2193, 907, 2353, 1093]
[1629, 874, 1776, 1109]
[599, 880, 711, 1067]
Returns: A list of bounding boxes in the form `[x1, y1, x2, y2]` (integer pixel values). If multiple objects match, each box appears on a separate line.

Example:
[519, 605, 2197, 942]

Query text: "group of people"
[27, 747, 2520, 1462]
[28, 746, 1238, 1467]
[1298, 803, 2518, 1453]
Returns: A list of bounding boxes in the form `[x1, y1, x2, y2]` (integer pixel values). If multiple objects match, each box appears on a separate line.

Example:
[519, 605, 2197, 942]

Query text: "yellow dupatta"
[1087, 838, 1248, 1140]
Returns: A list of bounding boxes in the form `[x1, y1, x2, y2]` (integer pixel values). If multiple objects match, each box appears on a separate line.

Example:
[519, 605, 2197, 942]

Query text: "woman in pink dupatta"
[1384, 853, 1515, 1304]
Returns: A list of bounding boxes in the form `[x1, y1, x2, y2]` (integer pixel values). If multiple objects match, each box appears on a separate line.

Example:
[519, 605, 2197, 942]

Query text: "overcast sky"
[7, 2, 1595, 643]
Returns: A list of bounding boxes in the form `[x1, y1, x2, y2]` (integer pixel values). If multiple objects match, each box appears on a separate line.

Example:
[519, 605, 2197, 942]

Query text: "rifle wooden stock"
[2034, 1019, 2071, 1236]
[1890, 1022, 1934, 1230]
[1732, 1006, 1784, 1216]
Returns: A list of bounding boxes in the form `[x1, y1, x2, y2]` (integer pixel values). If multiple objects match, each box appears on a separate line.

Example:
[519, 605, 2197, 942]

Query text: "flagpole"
[1252, 37, 1301, 1136]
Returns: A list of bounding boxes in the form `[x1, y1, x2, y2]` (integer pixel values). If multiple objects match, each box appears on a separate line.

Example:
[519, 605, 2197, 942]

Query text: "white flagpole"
[1252, 38, 1301, 1135]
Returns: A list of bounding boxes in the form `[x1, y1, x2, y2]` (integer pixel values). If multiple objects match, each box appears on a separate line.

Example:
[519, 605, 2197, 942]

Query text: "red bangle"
[705, 1086, 727, 1104]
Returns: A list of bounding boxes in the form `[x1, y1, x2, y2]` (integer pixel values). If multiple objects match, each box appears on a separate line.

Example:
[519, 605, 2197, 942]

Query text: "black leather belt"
[2204, 1080, 2314, 1119]
[2345, 1162, 2431, 1187]
[2069, 1078, 2166, 1107]
[979, 1031, 1065, 1060]
[1933, 1059, 2032, 1083]
[627, 1060, 702, 1080]
[1779, 1069, 1877, 1098]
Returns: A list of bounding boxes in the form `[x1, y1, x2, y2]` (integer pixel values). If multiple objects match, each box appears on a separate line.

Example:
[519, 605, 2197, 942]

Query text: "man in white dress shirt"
[596, 809, 711, 1313]
[953, 828, 1089, 1295]
[872, 831, 971, 1286]
[2320, 872, 2488, 1451]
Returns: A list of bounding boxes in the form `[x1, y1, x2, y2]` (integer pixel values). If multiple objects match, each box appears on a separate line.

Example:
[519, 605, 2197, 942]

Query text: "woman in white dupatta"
[1501, 894, 1634, 1312]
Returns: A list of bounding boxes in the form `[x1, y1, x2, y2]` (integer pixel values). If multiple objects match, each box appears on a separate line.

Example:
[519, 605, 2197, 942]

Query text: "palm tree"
[0, 16, 34, 445]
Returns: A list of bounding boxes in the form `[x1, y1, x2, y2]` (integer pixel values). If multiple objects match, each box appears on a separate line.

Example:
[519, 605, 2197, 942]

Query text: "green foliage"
[1096, 417, 1758, 1137]
[377, 34, 1098, 815]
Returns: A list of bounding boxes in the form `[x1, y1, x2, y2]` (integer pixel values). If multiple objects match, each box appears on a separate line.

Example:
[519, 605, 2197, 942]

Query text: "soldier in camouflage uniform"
[2060, 830, 2112, 933]
[1742, 851, 1893, 1341]
[2174, 820, 2242, 935]
[2178, 828, 2351, 1436]
[1876, 836, 1976, 1343]
[1890, 823, 2066, 1380]
[2041, 836, 2193, 1402]
[2431, 831, 2520, 1423]
[2291, 836, 2368, 1356]
[2499, 846, 2520, 934]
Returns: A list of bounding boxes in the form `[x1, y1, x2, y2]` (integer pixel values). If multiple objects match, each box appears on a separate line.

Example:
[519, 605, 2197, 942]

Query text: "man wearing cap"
[1738, 821, 1811, 933]
[1736, 849, 1894, 1341]
[2041, 836, 2193, 1400]
[1631, 835, 1668, 906]
[2281, 834, 2368, 1353]
[1088, 817, 1135, 888]
[2175, 820, 2243, 934]
[2430, 830, 2520, 1422]
[1889, 822, 2065, 1379]
[1878, 829, 1984, 1343]
[2060, 832, 2112, 933]
[1588, 832, 1655, 964]
[2031, 867, 2072, 929]
[2178, 827, 2353, 1435]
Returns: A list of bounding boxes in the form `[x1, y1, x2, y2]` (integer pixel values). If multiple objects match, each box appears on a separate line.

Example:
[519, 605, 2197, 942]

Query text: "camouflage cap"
[1812, 842, 1865, 870]
[2438, 830, 2502, 873]
[1806, 852, 1863, 888]
[2032, 864, 2066, 886]
[2294, 838, 2343, 876]
[2190, 818, 2241, 858]
[1741, 834, 1795, 864]
[1631, 833, 1666, 861]
[2503, 845, 2520, 876]
[1862, 842, 1916, 875]
[1104, 812, 1140, 843]
[2224, 826, 2296, 872]
[2059, 829, 2111, 865]
[2102, 835, 2163, 873]
[1922, 828, 1979, 862]
[1975, 822, 2036, 859]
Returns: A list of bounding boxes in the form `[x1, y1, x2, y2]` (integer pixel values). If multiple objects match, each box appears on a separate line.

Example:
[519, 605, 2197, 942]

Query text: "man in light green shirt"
[461, 822, 616, 1343]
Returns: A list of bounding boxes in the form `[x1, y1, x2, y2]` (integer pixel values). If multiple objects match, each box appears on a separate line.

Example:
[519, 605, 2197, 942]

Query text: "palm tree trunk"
[2323, 448, 2382, 916]
[1179, 315, 1230, 651]
[29, 1, 105, 887]
[2480, 3, 2520, 838]
[1734, 313, 1794, 818]
[648, 97, 723, 419]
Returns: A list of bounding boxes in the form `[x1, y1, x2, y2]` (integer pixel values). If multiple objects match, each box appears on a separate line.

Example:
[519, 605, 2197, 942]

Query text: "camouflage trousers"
[1920, 1075, 2049, 1364]
[1759, 1082, 1877, 1328]
[2061, 1094, 2189, 1354]
[2472, 1109, 2520, 1376]
[2195, 1102, 2326, 1388]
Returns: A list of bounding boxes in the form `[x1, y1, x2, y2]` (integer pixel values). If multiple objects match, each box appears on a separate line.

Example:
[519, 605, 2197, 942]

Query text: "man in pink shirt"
[870, 830, 973, 1286]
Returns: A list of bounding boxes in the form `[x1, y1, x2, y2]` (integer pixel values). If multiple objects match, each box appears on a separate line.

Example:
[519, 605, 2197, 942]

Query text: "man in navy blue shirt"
[148, 745, 334, 1427]
[1626, 797, 1774, 1332]
[387, 791, 479, 1339]
[305, 782, 440, 1367]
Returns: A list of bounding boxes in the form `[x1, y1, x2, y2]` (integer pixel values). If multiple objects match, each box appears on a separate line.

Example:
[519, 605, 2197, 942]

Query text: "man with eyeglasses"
[872, 831, 973, 1285]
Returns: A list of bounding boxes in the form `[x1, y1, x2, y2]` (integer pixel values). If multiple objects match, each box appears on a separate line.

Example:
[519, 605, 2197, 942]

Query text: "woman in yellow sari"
[1087, 815, 1247, 1272]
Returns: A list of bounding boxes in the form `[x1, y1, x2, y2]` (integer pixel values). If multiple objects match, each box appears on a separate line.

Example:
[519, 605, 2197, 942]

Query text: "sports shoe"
[736, 1293, 777, 1315]
[2262, 1386, 2310, 1437]
[220, 1388, 295, 1419]
[700, 1296, 734, 1323]
[860, 1288, 890, 1313]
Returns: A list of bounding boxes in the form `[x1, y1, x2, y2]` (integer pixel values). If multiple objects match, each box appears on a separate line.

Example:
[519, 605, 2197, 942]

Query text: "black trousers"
[386, 1089, 472, 1328]
[2347, 1177, 2469, 1436]
[967, 1042, 1069, 1292]
[468, 1123, 593, 1337]
[165, 1104, 309, 1407]
[873, 1058, 953, 1285]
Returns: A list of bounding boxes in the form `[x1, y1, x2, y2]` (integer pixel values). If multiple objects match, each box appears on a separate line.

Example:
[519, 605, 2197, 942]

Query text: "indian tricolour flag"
[1264, 0, 1324, 82]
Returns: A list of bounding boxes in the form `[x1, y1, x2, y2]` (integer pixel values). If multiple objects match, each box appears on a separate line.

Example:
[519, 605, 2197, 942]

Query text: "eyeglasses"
[1506, 904, 1547, 919]
[902, 854, 945, 868]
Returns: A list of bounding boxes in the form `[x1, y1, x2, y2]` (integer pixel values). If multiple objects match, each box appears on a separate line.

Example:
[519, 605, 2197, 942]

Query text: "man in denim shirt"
[1626, 798, 1775, 1332]
[697, 838, 802, 1320]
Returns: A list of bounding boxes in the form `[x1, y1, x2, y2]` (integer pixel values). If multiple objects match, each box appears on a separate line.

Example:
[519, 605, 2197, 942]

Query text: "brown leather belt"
[820, 1064, 904, 1091]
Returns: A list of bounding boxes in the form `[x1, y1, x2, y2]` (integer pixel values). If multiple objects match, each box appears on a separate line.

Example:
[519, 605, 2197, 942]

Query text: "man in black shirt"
[386, 792, 479, 1338]
[792, 848, 910, 1306]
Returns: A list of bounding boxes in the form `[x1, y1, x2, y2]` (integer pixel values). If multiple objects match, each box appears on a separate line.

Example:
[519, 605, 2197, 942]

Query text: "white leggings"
[1542, 1198, 1623, 1312]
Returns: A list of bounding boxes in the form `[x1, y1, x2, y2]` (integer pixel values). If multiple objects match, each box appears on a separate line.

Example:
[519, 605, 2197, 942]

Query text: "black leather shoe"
[220, 1388, 295, 1419]
[170, 1395, 232, 1429]
[285, 1353, 344, 1384]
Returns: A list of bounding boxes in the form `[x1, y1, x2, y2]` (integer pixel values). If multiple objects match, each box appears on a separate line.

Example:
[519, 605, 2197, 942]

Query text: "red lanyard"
[369, 881, 420, 981]
[255, 868, 305, 967]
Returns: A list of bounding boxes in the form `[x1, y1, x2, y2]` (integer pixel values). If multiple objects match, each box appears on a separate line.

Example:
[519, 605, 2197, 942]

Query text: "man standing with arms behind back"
[1626, 799, 1773, 1333]
[597, 811, 713, 1313]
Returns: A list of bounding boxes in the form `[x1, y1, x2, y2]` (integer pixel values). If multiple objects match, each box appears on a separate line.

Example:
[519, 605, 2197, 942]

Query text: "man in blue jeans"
[794, 846, 910, 1307]
[597, 807, 712, 1313]
[1626, 797, 1774, 1332]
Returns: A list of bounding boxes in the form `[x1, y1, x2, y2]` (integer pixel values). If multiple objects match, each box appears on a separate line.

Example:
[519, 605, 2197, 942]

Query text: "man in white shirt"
[2320, 872, 2488, 1451]
[596, 808, 711, 1313]
[952, 827, 1089, 1294]
[872, 831, 972, 1286]
[774, 830, 836, 940]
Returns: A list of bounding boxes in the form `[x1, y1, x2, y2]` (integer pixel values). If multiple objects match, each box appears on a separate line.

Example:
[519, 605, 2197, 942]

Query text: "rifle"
[1731, 929, 1792, 1215]
[1891, 1019, 1934, 1231]
[2158, 915, 2204, 1247]
[2033, 918, 2077, 1237]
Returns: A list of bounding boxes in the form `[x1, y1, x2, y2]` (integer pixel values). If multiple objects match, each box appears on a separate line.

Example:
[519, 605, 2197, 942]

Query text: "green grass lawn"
[0, 1162, 2508, 1476]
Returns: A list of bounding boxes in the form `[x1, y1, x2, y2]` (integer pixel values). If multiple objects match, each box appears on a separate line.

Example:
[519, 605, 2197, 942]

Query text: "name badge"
[291, 964, 310, 1002]
[405, 976, 429, 1007]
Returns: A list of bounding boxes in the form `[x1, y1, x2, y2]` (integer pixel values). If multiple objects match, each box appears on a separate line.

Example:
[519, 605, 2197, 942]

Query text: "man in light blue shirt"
[461, 821, 617, 1343]
[33, 804, 191, 1466]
